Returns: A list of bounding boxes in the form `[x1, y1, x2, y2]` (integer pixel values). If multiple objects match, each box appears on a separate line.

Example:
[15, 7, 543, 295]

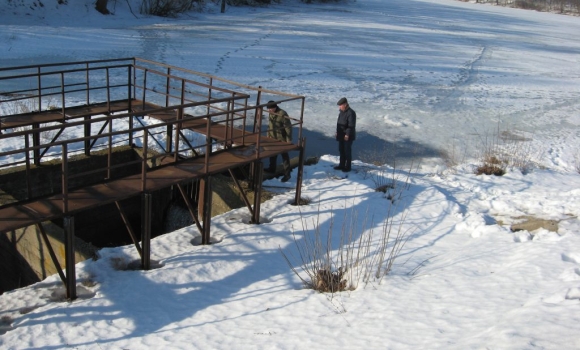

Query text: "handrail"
[0, 57, 306, 213]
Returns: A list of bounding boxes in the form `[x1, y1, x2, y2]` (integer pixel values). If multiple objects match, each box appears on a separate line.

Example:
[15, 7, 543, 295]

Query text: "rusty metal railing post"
[141, 130, 148, 191]
[106, 67, 111, 112]
[294, 137, 306, 205]
[141, 69, 148, 109]
[128, 65, 134, 146]
[60, 72, 66, 121]
[37, 66, 42, 112]
[207, 77, 213, 116]
[25, 135, 31, 199]
[107, 115, 113, 179]
[299, 96, 305, 142]
[255, 106, 263, 160]
[251, 161, 263, 224]
[61, 143, 69, 214]
[141, 192, 152, 270]
[205, 116, 211, 173]
[165, 67, 171, 108]
[174, 79, 185, 161]
[253, 87, 262, 134]
[85, 62, 90, 105]
[64, 216, 77, 301]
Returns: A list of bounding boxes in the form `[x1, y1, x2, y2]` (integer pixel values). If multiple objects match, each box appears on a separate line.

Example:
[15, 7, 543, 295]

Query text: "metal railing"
[0, 57, 306, 213]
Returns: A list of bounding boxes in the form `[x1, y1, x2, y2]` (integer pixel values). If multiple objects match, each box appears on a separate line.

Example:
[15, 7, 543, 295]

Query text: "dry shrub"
[281, 198, 411, 294]
[474, 123, 537, 176]
[141, 0, 200, 16]
[314, 267, 347, 293]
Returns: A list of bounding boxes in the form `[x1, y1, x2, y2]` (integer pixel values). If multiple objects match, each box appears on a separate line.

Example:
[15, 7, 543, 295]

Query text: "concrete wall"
[0, 223, 97, 293]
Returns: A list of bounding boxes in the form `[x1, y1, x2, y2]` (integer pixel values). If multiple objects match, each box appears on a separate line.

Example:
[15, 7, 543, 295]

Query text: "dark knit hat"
[266, 100, 278, 109]
[337, 97, 348, 105]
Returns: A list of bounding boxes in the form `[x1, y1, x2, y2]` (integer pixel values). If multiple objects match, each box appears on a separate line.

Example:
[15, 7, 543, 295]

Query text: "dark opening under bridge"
[0, 57, 306, 300]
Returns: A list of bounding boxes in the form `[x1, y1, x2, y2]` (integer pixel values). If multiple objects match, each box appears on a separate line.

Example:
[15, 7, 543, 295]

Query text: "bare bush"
[281, 196, 411, 294]
[474, 123, 538, 176]
[141, 0, 201, 17]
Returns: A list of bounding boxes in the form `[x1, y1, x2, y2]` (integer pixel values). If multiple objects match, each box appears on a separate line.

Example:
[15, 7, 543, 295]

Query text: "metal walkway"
[0, 58, 307, 299]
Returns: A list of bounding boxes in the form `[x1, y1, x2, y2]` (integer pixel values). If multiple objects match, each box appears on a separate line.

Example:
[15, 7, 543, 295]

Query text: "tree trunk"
[95, 0, 110, 15]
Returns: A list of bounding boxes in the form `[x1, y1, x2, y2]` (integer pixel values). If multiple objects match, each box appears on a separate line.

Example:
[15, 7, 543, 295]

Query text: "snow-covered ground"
[1, 0, 579, 349]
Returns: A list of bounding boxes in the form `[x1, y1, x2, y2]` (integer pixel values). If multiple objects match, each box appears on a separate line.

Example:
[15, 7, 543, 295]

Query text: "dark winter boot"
[334, 156, 345, 170]
[342, 160, 351, 172]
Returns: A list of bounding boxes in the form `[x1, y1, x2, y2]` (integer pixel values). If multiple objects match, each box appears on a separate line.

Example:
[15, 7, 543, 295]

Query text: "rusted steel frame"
[228, 169, 254, 218]
[36, 223, 68, 286]
[200, 176, 212, 245]
[141, 131, 148, 192]
[24, 136, 32, 198]
[63, 216, 77, 300]
[141, 193, 152, 270]
[107, 116, 113, 179]
[128, 66, 134, 146]
[60, 72, 66, 121]
[253, 87, 262, 134]
[166, 123, 173, 154]
[32, 123, 40, 165]
[176, 183, 204, 235]
[204, 117, 212, 171]
[251, 161, 263, 224]
[173, 79, 186, 161]
[177, 129, 199, 157]
[134, 58, 305, 103]
[255, 106, 263, 160]
[0, 57, 134, 74]
[85, 62, 90, 105]
[134, 60, 241, 97]
[37, 66, 42, 111]
[61, 143, 69, 214]
[207, 77, 213, 116]
[115, 201, 143, 259]
[39, 126, 66, 160]
[165, 66, 171, 108]
[140, 69, 148, 110]
[298, 97, 305, 141]
[241, 98, 248, 145]
[88, 118, 109, 150]
[106, 67, 111, 112]
[131, 116, 167, 153]
[225, 94, 234, 148]
[294, 138, 306, 205]
[84, 116, 91, 156]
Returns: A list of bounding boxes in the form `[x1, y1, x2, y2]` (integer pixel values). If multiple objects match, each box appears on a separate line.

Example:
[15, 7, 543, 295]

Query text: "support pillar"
[294, 138, 306, 205]
[63, 216, 77, 301]
[141, 193, 152, 270]
[251, 161, 263, 224]
[198, 177, 213, 245]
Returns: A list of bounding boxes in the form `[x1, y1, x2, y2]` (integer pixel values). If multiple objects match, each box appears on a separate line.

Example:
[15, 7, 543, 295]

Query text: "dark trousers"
[338, 140, 353, 170]
[269, 153, 291, 176]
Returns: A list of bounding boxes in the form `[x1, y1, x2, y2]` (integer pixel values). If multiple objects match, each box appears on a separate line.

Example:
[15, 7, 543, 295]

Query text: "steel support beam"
[294, 138, 306, 205]
[198, 177, 212, 245]
[63, 216, 77, 301]
[115, 201, 143, 259]
[141, 193, 152, 270]
[251, 161, 263, 224]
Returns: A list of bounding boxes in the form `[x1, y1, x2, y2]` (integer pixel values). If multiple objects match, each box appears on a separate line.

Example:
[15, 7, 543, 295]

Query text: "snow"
[1, 0, 580, 349]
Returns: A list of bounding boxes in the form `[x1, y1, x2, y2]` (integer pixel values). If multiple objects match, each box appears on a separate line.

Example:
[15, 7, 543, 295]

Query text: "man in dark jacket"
[334, 97, 356, 172]
[265, 100, 292, 182]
